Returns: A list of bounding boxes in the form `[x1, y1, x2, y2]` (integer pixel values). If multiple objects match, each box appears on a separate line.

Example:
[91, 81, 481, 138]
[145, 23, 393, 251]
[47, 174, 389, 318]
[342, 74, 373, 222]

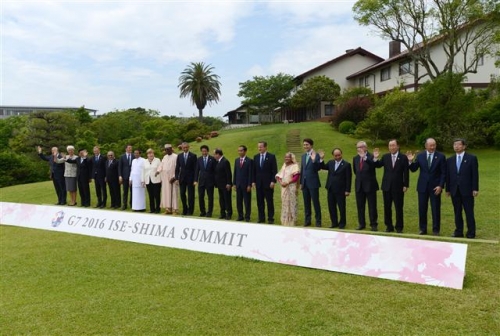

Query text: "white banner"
[0, 202, 467, 289]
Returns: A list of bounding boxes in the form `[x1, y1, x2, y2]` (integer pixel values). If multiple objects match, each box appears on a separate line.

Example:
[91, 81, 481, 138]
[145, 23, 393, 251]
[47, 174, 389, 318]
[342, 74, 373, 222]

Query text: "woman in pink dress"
[276, 152, 300, 226]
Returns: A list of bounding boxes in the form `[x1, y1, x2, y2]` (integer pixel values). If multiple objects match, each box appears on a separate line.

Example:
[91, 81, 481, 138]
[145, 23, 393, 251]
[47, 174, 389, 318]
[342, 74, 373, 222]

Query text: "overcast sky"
[1, 0, 390, 118]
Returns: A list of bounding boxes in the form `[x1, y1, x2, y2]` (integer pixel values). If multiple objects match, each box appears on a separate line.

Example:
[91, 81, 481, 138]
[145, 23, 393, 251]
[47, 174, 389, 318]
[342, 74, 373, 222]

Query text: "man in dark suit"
[319, 148, 352, 229]
[214, 148, 232, 220]
[374, 139, 409, 233]
[233, 145, 253, 222]
[37, 145, 66, 205]
[300, 138, 322, 227]
[175, 142, 197, 216]
[105, 151, 121, 209]
[352, 141, 379, 231]
[194, 145, 216, 217]
[407, 138, 446, 235]
[252, 141, 278, 224]
[446, 138, 479, 239]
[118, 144, 133, 210]
[92, 146, 107, 208]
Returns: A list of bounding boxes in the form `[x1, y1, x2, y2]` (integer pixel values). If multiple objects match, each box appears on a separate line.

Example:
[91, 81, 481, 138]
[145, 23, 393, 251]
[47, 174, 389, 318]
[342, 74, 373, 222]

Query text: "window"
[358, 77, 364, 87]
[381, 67, 391, 81]
[477, 55, 484, 66]
[399, 61, 412, 75]
[324, 104, 335, 116]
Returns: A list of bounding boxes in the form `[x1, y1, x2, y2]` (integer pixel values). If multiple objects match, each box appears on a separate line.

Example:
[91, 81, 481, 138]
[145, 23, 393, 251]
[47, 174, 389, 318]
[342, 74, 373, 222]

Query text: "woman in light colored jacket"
[63, 145, 78, 206]
[142, 148, 162, 213]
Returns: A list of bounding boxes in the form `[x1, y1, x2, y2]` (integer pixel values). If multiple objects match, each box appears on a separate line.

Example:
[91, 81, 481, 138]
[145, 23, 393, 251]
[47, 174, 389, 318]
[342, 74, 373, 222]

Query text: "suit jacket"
[409, 151, 446, 193]
[253, 152, 278, 188]
[300, 152, 321, 188]
[194, 155, 216, 188]
[215, 157, 232, 189]
[175, 151, 197, 184]
[91, 154, 107, 180]
[118, 153, 133, 179]
[374, 152, 409, 192]
[352, 152, 379, 193]
[67, 157, 93, 182]
[142, 157, 162, 184]
[39, 152, 65, 178]
[106, 159, 119, 184]
[446, 152, 479, 196]
[320, 159, 352, 193]
[233, 157, 253, 188]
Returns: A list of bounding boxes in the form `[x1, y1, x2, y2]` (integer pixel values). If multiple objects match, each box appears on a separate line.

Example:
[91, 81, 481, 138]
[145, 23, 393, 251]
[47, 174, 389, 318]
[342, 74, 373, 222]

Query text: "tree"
[237, 73, 296, 118]
[178, 62, 222, 121]
[290, 75, 341, 118]
[353, 0, 500, 81]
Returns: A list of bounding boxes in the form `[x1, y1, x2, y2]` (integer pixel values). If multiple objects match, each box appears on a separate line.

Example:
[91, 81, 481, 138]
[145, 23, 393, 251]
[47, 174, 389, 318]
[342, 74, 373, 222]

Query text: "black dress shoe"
[237, 217, 244, 221]
[226, 215, 232, 220]
[338, 226, 346, 229]
[206, 213, 212, 218]
[356, 226, 365, 230]
[258, 220, 265, 224]
[304, 223, 311, 227]
[269, 220, 275, 225]
[466, 235, 475, 239]
[121, 206, 127, 210]
[330, 224, 339, 228]
[218, 215, 225, 219]
[385, 228, 394, 233]
[432, 231, 440, 236]
[419, 231, 427, 235]
[451, 232, 464, 238]
[99, 205, 105, 209]
[155, 209, 161, 214]
[245, 219, 250, 222]
[396, 229, 403, 233]
[199, 213, 207, 217]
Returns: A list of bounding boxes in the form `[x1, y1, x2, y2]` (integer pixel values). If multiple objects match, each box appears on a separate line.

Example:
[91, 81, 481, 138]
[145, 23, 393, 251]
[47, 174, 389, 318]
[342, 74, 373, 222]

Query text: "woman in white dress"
[130, 149, 146, 212]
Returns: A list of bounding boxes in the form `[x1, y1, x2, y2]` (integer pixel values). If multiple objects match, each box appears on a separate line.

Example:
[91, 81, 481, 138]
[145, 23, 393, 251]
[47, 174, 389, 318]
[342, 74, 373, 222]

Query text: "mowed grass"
[1, 122, 499, 335]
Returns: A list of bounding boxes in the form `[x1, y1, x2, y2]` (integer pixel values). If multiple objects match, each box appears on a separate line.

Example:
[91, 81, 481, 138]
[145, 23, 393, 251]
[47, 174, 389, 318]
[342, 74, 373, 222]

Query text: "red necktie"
[359, 157, 363, 170]
[240, 158, 243, 168]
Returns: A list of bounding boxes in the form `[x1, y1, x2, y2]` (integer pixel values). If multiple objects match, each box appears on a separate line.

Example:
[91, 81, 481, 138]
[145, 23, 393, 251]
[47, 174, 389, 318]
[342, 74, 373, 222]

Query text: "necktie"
[185, 153, 188, 163]
[204, 157, 207, 168]
[335, 161, 339, 171]
[108, 160, 111, 167]
[260, 154, 264, 167]
[306, 153, 310, 165]
[427, 154, 432, 169]
[359, 157, 364, 170]
[392, 155, 396, 168]
[240, 158, 244, 168]
[128, 154, 131, 166]
[457, 155, 462, 172]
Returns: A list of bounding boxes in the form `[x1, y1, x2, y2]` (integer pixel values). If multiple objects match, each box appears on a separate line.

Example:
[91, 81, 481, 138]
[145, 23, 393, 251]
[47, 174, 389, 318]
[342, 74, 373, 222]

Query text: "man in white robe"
[130, 149, 146, 211]
[157, 144, 179, 214]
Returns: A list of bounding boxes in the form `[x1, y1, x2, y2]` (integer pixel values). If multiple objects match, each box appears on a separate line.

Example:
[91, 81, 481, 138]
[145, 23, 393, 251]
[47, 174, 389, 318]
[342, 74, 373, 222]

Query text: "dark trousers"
[236, 186, 251, 221]
[94, 177, 107, 206]
[121, 179, 131, 208]
[451, 191, 476, 238]
[218, 187, 232, 218]
[52, 175, 66, 204]
[327, 190, 346, 228]
[302, 185, 321, 226]
[146, 182, 161, 212]
[418, 191, 441, 233]
[355, 190, 378, 228]
[77, 178, 91, 207]
[108, 182, 121, 208]
[383, 190, 404, 231]
[180, 183, 195, 215]
[256, 187, 274, 222]
[198, 185, 214, 216]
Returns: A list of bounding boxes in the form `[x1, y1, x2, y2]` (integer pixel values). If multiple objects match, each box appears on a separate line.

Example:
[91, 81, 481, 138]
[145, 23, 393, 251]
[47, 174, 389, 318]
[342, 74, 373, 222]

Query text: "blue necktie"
[457, 155, 462, 172]
[204, 157, 207, 168]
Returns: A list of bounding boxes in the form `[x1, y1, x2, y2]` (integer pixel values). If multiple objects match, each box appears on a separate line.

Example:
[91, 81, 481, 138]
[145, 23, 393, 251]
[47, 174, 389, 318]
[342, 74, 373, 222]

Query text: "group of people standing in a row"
[38, 136, 479, 239]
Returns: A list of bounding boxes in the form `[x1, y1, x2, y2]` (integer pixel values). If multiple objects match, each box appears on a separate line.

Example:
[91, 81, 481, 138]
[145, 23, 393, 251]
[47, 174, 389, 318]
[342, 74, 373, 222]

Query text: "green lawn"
[1, 122, 499, 335]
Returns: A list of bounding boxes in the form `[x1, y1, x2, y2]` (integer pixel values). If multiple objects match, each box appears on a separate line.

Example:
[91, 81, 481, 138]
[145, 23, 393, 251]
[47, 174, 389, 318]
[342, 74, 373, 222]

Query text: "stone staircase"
[286, 129, 302, 159]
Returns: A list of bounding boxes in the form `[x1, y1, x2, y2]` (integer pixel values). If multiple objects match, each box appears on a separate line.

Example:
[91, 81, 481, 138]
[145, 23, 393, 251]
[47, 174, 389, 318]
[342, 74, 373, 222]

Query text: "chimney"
[345, 49, 354, 53]
[389, 41, 401, 58]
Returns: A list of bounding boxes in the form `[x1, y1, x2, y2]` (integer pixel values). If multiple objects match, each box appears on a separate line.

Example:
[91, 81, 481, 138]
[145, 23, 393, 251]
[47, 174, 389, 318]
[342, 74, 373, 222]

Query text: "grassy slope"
[1, 122, 499, 335]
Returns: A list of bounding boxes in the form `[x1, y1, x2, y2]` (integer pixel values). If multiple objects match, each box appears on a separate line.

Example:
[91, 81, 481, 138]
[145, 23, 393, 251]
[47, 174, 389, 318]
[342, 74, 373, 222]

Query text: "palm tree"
[178, 62, 222, 121]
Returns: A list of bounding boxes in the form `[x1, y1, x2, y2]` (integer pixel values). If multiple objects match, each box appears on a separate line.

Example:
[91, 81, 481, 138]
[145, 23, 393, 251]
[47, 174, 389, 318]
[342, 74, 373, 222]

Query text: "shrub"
[338, 121, 356, 134]
[331, 96, 373, 127]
